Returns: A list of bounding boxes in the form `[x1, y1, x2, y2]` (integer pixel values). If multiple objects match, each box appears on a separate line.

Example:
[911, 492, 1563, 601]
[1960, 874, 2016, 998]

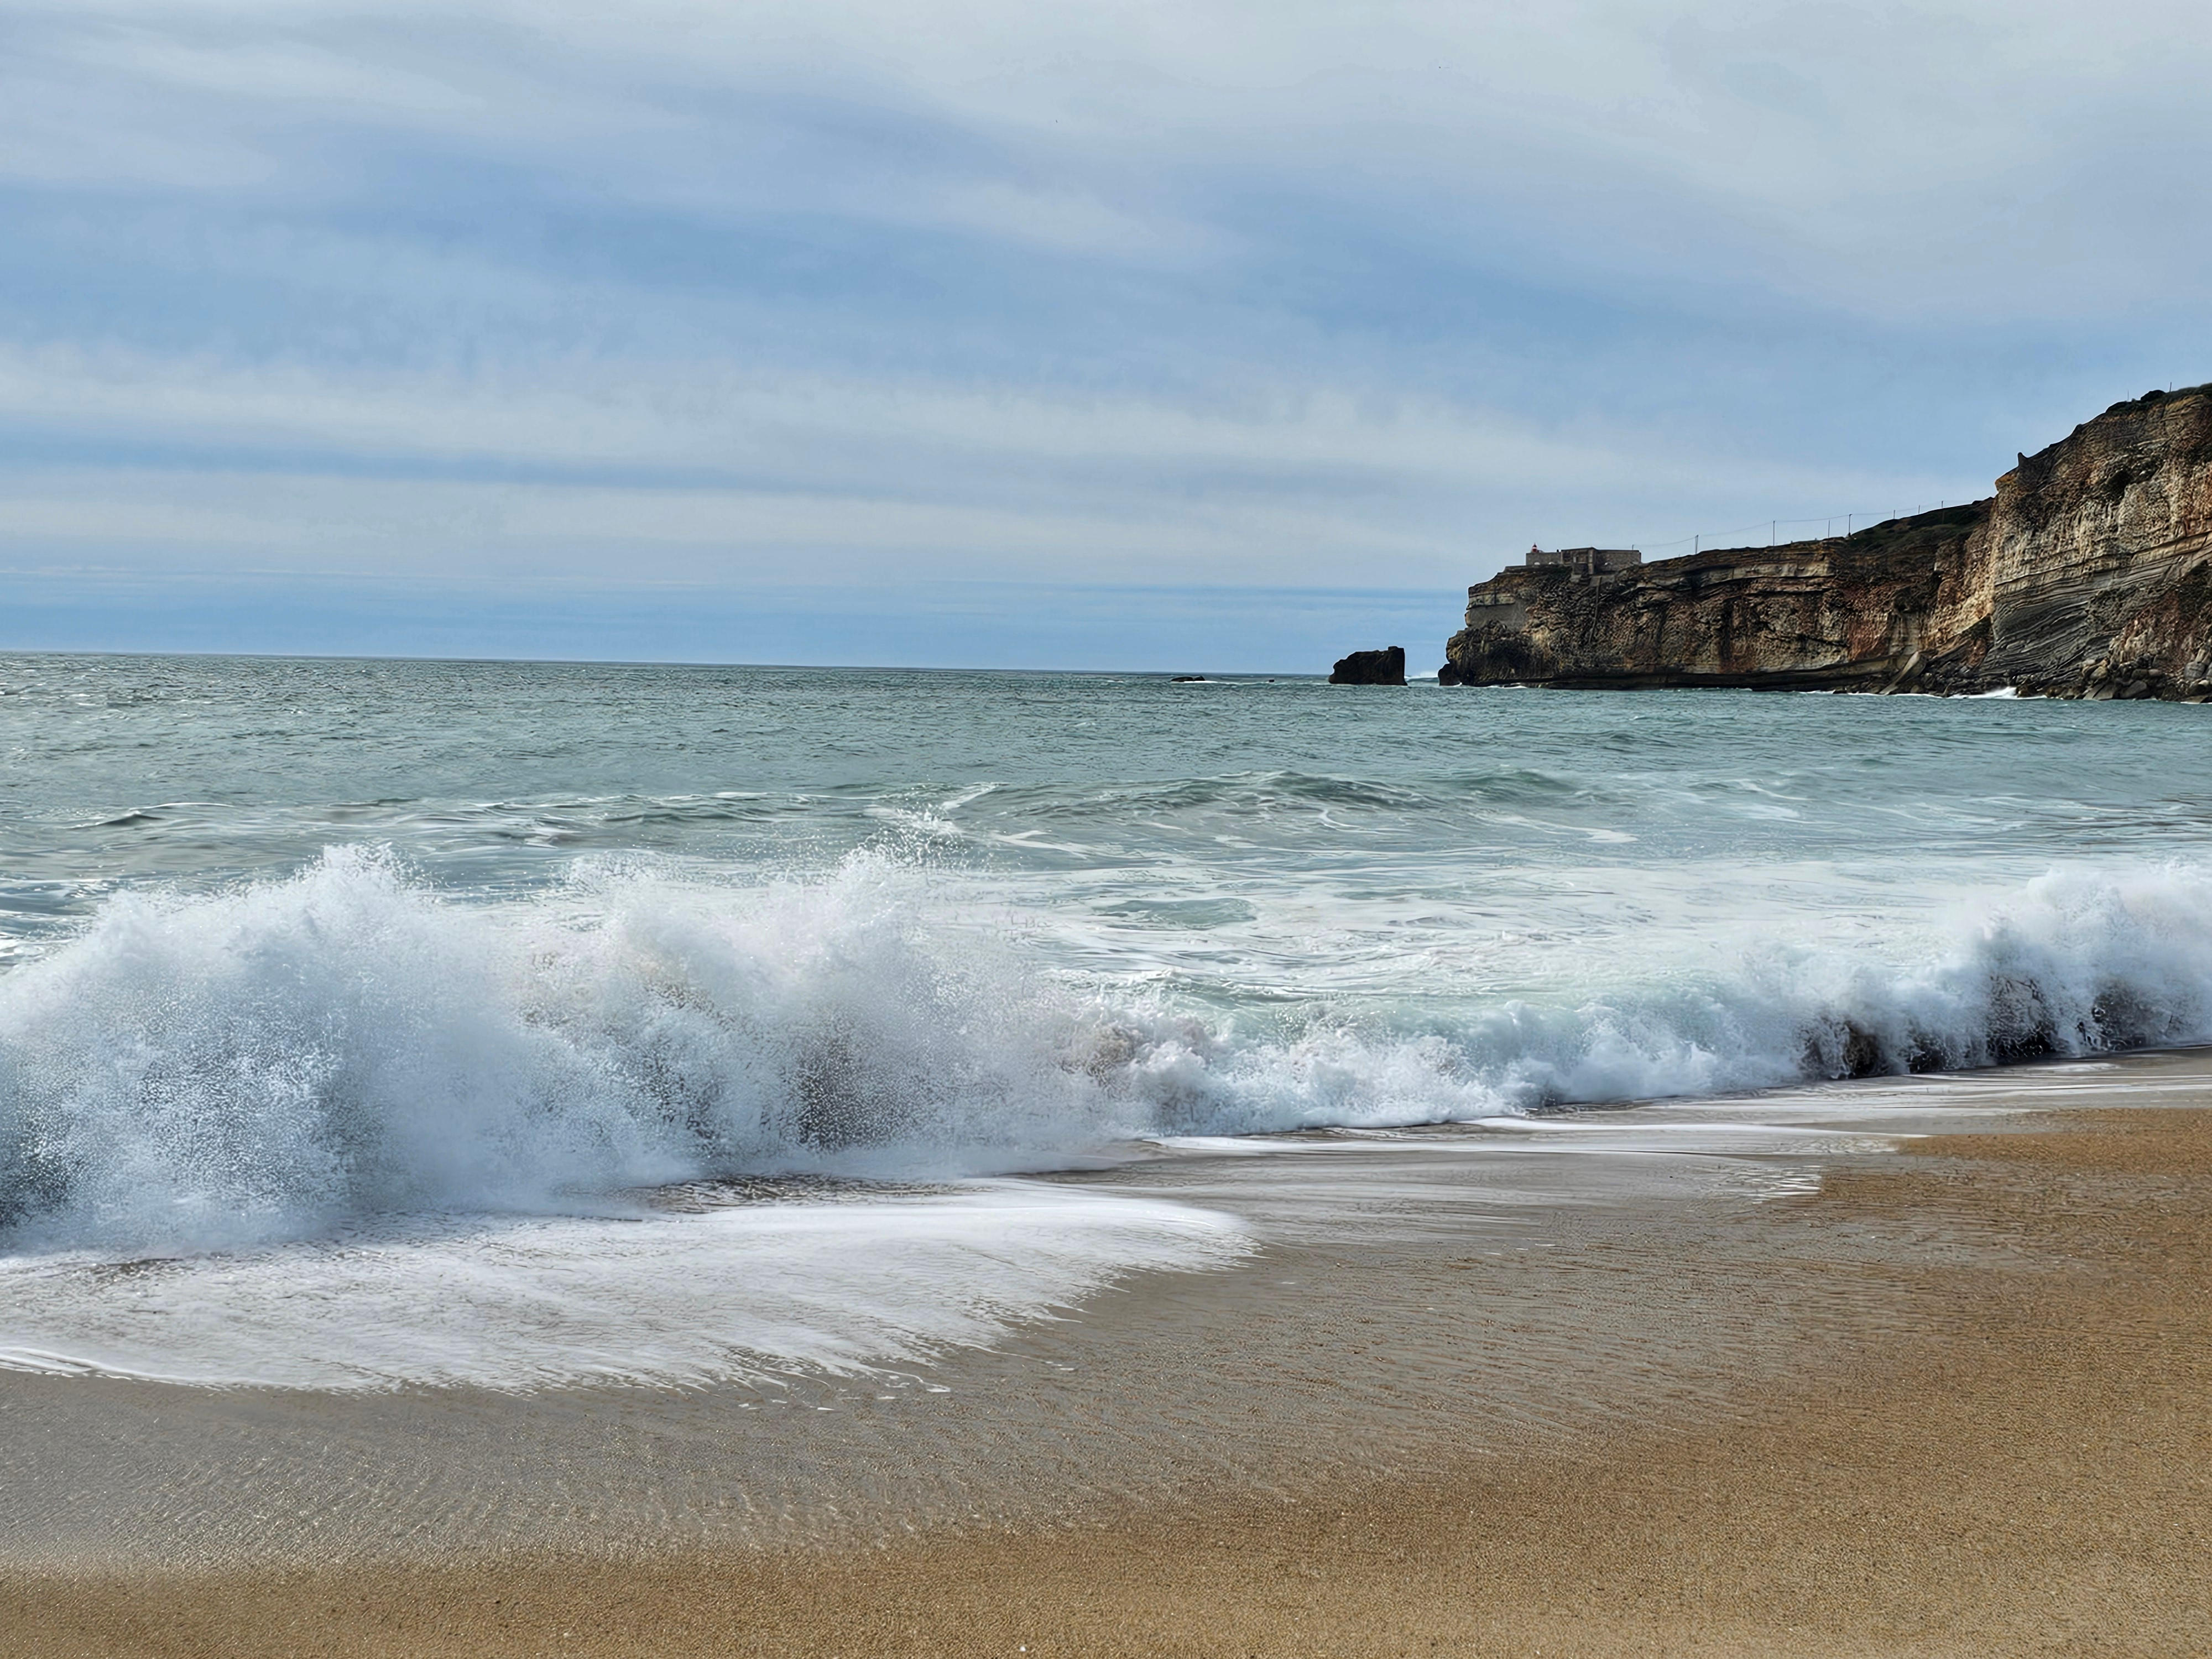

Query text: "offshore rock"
[1442, 385, 2212, 699]
[1331, 646, 1407, 685]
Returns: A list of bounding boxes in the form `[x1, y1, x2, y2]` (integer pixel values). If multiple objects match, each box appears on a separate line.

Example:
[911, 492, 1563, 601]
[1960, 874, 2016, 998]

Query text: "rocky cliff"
[1441, 384, 2212, 699]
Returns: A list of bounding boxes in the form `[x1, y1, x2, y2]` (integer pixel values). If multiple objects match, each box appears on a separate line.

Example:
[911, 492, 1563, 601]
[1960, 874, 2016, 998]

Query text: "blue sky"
[4, 1, 2209, 670]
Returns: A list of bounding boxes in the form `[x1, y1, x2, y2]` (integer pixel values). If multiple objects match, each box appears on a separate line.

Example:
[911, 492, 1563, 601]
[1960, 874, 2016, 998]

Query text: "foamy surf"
[4, 846, 2212, 1264]
[0, 1182, 1248, 1391]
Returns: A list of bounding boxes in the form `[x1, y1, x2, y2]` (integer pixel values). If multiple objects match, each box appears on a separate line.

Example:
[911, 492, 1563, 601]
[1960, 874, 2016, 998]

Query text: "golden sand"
[8, 1091, 2210, 1656]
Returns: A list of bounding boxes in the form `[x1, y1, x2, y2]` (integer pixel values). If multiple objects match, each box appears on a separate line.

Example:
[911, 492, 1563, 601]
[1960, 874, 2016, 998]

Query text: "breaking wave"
[4, 846, 2212, 1254]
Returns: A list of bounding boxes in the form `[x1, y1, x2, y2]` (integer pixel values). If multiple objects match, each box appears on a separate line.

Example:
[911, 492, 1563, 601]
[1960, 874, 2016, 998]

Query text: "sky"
[4, 1, 2210, 671]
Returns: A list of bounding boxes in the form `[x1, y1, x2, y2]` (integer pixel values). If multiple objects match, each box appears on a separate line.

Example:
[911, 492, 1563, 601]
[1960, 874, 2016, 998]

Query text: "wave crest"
[4, 849, 2212, 1251]
[0, 848, 1109, 1250]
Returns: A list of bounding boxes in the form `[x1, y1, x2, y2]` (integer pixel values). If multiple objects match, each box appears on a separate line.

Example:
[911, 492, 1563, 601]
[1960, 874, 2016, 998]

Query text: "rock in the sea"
[1330, 646, 1407, 685]
[1439, 384, 2212, 699]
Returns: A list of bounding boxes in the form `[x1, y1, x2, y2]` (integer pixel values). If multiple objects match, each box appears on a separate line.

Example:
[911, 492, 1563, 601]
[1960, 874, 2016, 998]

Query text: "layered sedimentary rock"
[1441, 385, 2212, 699]
[1331, 646, 1407, 685]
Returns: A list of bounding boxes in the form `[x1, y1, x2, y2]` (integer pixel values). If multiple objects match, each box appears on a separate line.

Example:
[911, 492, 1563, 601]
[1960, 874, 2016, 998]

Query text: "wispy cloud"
[2, 1, 2207, 662]
[0, 343, 1970, 586]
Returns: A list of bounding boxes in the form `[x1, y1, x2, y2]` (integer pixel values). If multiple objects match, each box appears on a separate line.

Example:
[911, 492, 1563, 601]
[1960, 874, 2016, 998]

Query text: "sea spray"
[6, 847, 2212, 1256]
[0, 846, 1120, 1251]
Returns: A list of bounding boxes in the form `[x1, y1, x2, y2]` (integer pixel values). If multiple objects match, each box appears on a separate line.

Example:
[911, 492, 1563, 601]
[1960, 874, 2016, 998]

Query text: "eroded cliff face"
[1986, 389, 2212, 697]
[1442, 384, 2212, 699]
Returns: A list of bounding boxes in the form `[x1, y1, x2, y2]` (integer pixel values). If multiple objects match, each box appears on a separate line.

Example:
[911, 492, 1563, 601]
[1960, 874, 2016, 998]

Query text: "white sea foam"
[4, 847, 2212, 1265]
[0, 1182, 1247, 1391]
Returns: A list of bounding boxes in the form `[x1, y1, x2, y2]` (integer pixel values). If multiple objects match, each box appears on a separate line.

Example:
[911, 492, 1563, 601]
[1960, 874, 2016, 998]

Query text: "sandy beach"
[8, 0, 2211, 1645]
[7, 1052, 2210, 1657]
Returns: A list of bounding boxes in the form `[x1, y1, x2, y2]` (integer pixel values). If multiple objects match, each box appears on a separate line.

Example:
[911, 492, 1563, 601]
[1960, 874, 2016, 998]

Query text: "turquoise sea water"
[3, 653, 2210, 1386]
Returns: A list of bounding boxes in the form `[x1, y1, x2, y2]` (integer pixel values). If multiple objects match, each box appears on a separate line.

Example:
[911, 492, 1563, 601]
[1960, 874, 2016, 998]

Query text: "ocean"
[3, 653, 2210, 1394]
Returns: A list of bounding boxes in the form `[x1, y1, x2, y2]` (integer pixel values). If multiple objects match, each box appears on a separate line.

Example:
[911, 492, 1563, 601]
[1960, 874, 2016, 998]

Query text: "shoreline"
[8, 1057, 2211, 1654]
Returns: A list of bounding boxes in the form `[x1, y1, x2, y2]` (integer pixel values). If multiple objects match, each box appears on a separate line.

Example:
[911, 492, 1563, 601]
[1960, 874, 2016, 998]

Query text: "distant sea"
[3, 654, 2210, 1389]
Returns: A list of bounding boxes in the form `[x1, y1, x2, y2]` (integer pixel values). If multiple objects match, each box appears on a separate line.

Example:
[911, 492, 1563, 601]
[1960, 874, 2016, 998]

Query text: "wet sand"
[7, 1057, 2211, 1655]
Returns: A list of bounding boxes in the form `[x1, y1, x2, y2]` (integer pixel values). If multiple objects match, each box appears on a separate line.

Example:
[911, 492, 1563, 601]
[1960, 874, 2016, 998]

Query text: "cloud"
[13, 2, 2212, 309]
[0, 341, 1978, 592]
[0, 2, 2206, 661]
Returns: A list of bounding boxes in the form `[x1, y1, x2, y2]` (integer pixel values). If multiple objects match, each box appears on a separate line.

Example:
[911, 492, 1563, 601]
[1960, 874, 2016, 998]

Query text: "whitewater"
[4, 653, 2211, 1388]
